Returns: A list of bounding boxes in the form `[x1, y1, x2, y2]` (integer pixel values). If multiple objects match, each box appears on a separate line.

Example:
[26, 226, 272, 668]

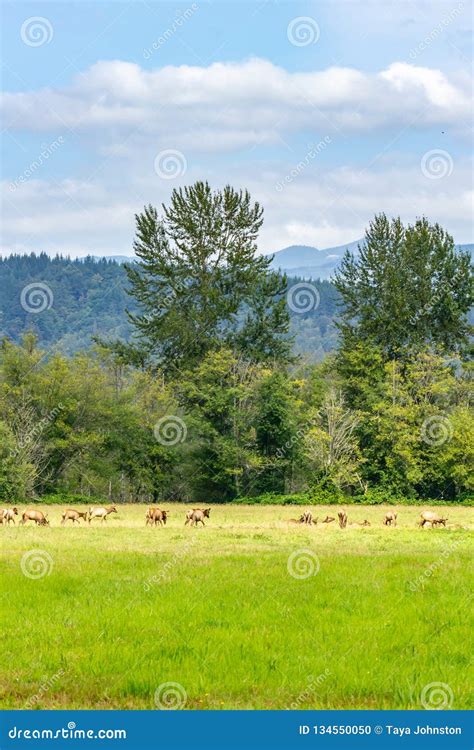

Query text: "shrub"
[38, 493, 107, 505]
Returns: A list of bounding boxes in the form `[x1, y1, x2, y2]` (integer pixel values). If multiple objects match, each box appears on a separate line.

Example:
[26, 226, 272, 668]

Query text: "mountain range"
[87, 240, 473, 281]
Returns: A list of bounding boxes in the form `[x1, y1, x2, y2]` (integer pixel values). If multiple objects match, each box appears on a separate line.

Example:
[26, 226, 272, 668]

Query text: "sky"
[1, 0, 473, 257]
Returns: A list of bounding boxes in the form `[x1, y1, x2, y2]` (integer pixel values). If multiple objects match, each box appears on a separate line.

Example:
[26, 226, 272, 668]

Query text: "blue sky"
[1, 0, 472, 256]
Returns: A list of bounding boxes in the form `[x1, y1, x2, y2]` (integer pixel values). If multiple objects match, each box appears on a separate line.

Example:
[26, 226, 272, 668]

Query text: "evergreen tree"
[126, 182, 291, 373]
[334, 215, 473, 358]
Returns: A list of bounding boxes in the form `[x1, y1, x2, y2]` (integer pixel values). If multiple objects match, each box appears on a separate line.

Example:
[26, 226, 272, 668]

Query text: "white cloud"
[1, 58, 471, 146]
[2, 158, 471, 257]
[1, 57, 472, 257]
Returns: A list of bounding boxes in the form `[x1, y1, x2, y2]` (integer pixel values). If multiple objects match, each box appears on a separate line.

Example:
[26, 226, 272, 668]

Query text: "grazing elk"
[0, 507, 19, 525]
[383, 511, 398, 526]
[88, 505, 117, 523]
[338, 510, 348, 528]
[419, 511, 448, 528]
[20, 509, 50, 526]
[185, 508, 211, 527]
[321, 516, 335, 524]
[146, 508, 169, 527]
[61, 509, 88, 525]
[287, 513, 317, 525]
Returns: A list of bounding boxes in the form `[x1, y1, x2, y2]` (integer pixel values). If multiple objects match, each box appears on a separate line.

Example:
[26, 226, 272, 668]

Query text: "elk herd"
[286, 509, 451, 529]
[0, 505, 213, 528]
[0, 505, 456, 529]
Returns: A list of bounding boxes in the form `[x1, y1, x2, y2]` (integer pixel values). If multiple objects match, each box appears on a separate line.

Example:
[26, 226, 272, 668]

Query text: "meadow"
[1, 504, 472, 710]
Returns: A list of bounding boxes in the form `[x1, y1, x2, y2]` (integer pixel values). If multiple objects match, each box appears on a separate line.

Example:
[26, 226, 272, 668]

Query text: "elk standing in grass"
[185, 508, 211, 527]
[419, 511, 448, 528]
[146, 508, 169, 527]
[88, 505, 117, 523]
[0, 507, 18, 525]
[20, 509, 49, 526]
[61, 509, 88, 525]
[383, 511, 398, 526]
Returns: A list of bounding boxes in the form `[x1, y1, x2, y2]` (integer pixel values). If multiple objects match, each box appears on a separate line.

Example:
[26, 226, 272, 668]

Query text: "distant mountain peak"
[266, 240, 363, 279]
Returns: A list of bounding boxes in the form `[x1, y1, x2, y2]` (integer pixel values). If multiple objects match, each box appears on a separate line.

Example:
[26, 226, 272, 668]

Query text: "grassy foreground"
[1, 503, 472, 710]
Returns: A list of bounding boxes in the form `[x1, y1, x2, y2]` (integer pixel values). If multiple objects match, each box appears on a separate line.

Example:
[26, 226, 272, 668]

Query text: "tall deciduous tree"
[334, 215, 473, 359]
[126, 182, 291, 373]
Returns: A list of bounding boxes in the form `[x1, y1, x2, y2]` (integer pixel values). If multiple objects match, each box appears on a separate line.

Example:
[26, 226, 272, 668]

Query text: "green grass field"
[1, 504, 472, 710]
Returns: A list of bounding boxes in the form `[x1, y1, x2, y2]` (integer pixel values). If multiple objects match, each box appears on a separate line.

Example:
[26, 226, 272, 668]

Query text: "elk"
[338, 510, 348, 528]
[350, 519, 371, 527]
[61, 509, 88, 525]
[88, 505, 117, 523]
[383, 511, 398, 526]
[146, 508, 169, 527]
[419, 511, 448, 528]
[0, 507, 18, 525]
[321, 516, 335, 524]
[287, 513, 317, 525]
[20, 509, 49, 526]
[185, 508, 211, 527]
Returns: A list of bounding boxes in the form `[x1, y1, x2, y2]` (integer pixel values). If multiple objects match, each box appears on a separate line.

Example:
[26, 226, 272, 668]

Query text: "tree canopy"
[126, 182, 292, 372]
[334, 214, 473, 359]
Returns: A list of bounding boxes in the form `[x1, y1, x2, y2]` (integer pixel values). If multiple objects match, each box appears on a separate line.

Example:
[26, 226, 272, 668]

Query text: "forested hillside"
[0, 185, 472, 506]
[0, 253, 339, 359]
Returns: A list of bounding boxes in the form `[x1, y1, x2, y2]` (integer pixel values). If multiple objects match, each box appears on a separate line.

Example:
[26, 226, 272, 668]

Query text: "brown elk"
[321, 516, 335, 524]
[0, 507, 19, 525]
[146, 508, 169, 527]
[419, 511, 448, 528]
[88, 505, 117, 523]
[20, 509, 50, 526]
[338, 511, 348, 528]
[61, 509, 88, 525]
[287, 513, 317, 525]
[383, 511, 398, 526]
[185, 508, 211, 527]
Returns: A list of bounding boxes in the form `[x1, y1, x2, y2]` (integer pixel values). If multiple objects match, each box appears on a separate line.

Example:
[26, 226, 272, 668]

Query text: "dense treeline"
[0, 184, 472, 504]
[0, 335, 472, 503]
[0, 254, 139, 352]
[0, 256, 338, 360]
